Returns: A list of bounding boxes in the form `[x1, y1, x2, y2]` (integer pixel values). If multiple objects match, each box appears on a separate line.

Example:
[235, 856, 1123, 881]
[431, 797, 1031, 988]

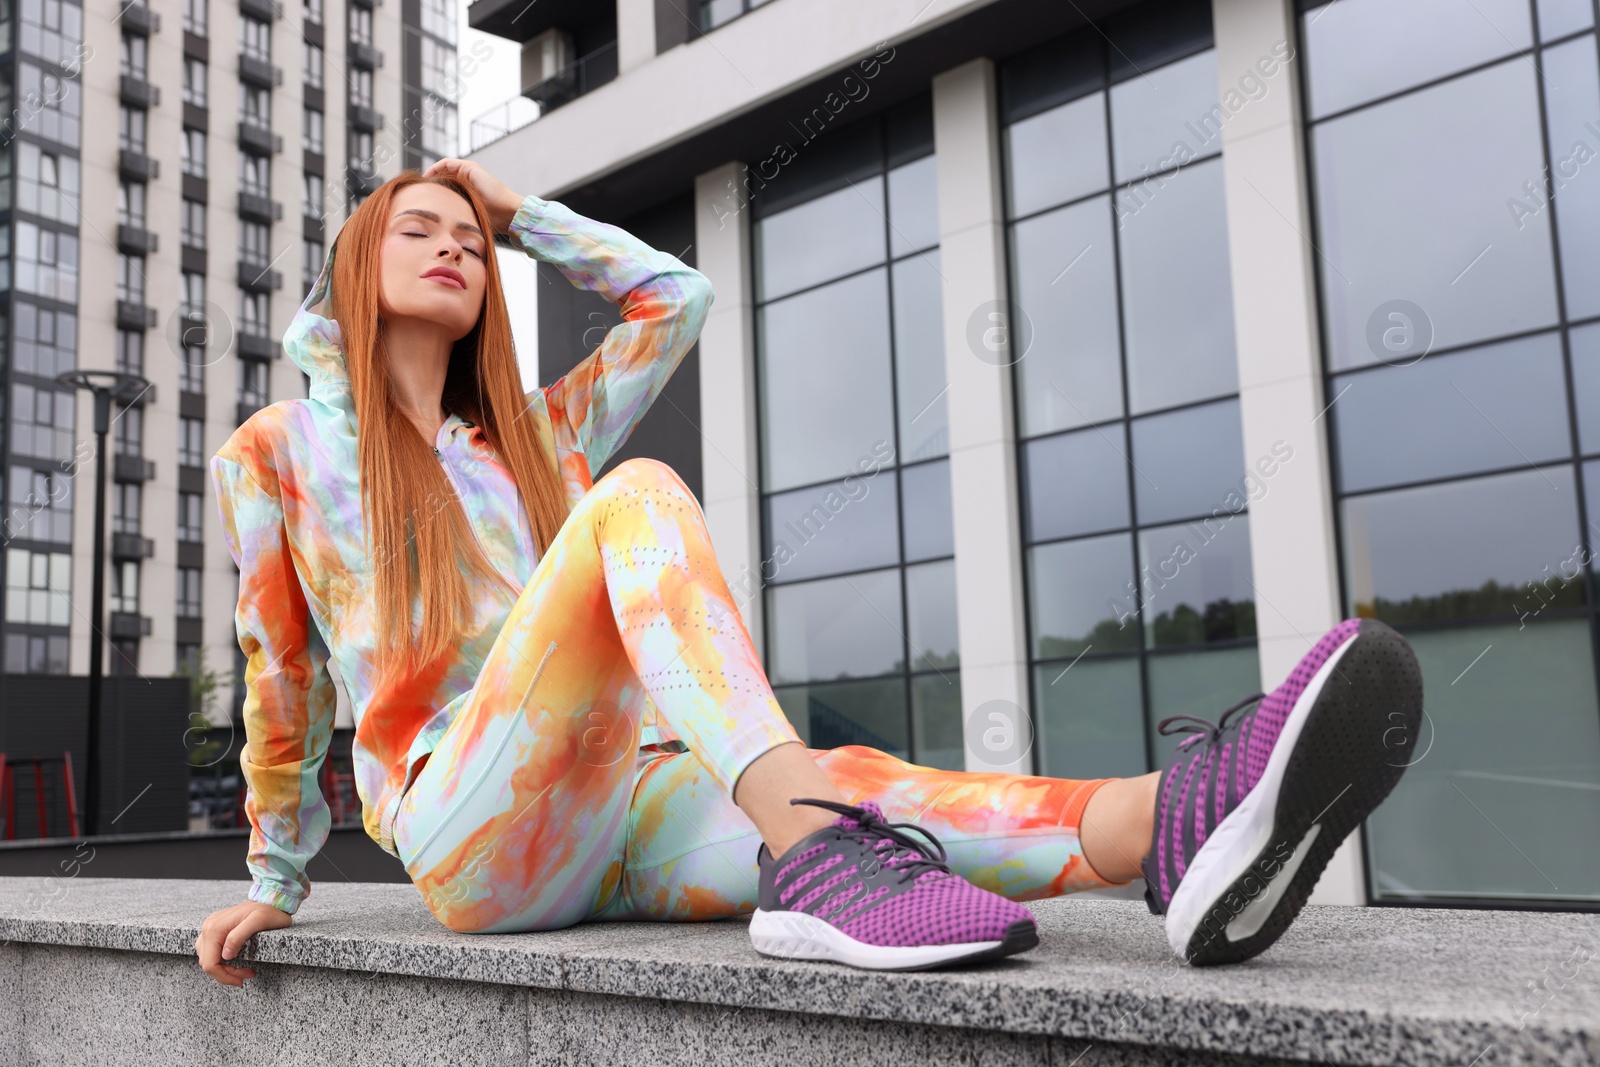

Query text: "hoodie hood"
[284, 238, 352, 400]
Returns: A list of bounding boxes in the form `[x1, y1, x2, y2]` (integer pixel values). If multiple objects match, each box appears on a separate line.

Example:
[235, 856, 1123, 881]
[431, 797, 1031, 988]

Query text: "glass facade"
[752, 96, 964, 769]
[1000, 2, 1259, 783]
[1301, 0, 1600, 903]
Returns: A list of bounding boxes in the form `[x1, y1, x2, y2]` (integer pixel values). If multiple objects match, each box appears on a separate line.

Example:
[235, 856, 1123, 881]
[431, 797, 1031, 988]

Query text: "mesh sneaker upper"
[1142, 619, 1362, 913]
[757, 800, 1035, 948]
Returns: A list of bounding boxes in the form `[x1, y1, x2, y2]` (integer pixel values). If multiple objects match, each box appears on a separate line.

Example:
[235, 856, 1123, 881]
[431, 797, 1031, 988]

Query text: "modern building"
[465, 0, 1600, 909]
[0, 0, 456, 723]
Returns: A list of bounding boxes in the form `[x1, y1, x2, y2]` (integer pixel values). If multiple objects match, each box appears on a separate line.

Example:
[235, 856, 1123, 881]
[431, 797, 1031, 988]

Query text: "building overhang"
[469, 0, 1140, 220]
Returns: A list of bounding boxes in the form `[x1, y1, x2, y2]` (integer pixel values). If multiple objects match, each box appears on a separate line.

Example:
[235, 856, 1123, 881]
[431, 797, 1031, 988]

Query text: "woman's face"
[377, 183, 489, 341]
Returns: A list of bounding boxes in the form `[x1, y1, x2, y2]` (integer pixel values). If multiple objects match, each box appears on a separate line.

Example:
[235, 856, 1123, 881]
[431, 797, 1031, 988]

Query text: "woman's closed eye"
[406, 230, 480, 259]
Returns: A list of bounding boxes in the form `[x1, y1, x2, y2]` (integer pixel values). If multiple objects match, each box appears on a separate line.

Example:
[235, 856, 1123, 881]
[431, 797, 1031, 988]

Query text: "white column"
[616, 0, 657, 76]
[693, 163, 767, 651]
[1213, 0, 1364, 905]
[932, 59, 1034, 776]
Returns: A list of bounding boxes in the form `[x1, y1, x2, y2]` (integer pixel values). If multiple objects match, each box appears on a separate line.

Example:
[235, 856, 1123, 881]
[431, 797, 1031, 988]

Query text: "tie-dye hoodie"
[210, 192, 714, 914]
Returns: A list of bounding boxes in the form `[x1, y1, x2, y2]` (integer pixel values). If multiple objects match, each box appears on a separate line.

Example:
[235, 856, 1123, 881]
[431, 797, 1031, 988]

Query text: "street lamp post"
[55, 370, 151, 837]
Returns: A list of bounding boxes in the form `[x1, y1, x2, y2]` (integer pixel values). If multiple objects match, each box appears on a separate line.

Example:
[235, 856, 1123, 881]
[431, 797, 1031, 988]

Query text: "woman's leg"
[592, 743, 1151, 923]
[392, 456, 831, 932]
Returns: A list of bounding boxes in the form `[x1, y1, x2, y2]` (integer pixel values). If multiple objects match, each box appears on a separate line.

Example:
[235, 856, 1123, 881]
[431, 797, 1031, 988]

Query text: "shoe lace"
[1155, 692, 1266, 752]
[789, 798, 953, 884]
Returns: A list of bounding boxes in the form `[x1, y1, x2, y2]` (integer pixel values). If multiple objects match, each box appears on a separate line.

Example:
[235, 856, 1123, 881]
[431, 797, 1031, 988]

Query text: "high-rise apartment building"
[0, 0, 457, 718]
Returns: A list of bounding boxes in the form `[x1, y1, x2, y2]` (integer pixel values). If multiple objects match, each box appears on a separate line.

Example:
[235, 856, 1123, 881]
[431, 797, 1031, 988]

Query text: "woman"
[194, 161, 1424, 985]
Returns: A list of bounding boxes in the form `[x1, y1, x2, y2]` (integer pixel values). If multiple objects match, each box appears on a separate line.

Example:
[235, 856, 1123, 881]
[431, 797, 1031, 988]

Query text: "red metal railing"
[0, 751, 81, 840]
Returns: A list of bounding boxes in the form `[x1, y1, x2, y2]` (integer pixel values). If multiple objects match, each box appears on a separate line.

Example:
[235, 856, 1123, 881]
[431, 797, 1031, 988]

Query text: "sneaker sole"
[1165, 619, 1423, 966]
[749, 908, 1038, 972]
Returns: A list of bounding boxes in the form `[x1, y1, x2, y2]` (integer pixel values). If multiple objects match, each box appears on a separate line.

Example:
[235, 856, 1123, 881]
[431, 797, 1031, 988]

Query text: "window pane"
[1029, 533, 1138, 659]
[1022, 426, 1130, 542]
[905, 558, 958, 671]
[1130, 398, 1246, 526]
[1311, 60, 1559, 369]
[1331, 333, 1572, 493]
[900, 459, 954, 562]
[1574, 323, 1600, 457]
[1035, 656, 1146, 780]
[1301, 0, 1532, 119]
[1342, 467, 1584, 623]
[1011, 196, 1123, 435]
[776, 678, 909, 758]
[758, 271, 894, 492]
[1146, 645, 1263, 769]
[755, 180, 886, 301]
[763, 469, 899, 585]
[887, 155, 938, 257]
[1365, 620, 1600, 902]
[892, 250, 948, 462]
[768, 569, 903, 685]
[1004, 92, 1108, 218]
[1109, 49, 1220, 182]
[1542, 35, 1600, 321]
[1138, 514, 1256, 650]
[1537, 0, 1594, 39]
[1116, 156, 1237, 413]
[911, 672, 963, 771]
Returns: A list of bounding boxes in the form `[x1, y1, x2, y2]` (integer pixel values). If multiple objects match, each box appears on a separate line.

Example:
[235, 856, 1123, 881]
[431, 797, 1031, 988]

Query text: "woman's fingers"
[195, 901, 290, 987]
[422, 158, 523, 231]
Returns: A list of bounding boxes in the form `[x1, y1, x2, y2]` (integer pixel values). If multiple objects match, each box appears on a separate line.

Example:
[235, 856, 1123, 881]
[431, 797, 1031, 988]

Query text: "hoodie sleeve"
[509, 193, 715, 480]
[210, 451, 337, 915]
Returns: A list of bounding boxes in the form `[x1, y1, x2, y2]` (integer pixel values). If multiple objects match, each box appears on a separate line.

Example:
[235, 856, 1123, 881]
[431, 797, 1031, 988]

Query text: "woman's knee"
[595, 456, 695, 502]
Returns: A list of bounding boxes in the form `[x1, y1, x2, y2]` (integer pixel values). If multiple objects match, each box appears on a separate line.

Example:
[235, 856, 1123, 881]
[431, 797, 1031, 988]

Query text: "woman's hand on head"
[195, 899, 293, 987]
[423, 158, 524, 234]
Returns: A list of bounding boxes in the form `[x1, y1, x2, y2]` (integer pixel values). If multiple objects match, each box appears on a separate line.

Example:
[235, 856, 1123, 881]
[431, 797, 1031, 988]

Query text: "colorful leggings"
[391, 457, 1129, 934]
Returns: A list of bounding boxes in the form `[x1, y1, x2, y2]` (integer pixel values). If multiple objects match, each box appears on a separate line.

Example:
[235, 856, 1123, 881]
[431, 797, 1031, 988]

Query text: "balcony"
[239, 0, 283, 19]
[348, 104, 382, 131]
[115, 380, 156, 406]
[116, 225, 159, 254]
[239, 331, 281, 359]
[116, 301, 159, 330]
[119, 75, 160, 108]
[236, 399, 268, 424]
[468, 40, 617, 151]
[120, 2, 161, 33]
[347, 41, 383, 69]
[237, 191, 283, 222]
[237, 259, 283, 292]
[118, 149, 160, 180]
[113, 454, 156, 482]
[346, 167, 381, 198]
[238, 54, 283, 87]
[467, 0, 600, 43]
[111, 532, 156, 561]
[109, 612, 153, 639]
[237, 121, 283, 154]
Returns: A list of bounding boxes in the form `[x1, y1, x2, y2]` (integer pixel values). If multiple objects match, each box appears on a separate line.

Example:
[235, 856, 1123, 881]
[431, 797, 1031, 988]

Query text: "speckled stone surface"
[2, 877, 1597, 1066]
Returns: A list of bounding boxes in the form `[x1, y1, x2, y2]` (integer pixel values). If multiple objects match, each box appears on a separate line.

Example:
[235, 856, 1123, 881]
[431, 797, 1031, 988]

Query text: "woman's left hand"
[423, 158, 525, 234]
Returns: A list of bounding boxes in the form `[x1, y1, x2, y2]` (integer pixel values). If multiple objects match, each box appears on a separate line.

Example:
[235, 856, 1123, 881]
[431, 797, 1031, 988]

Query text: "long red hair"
[328, 172, 570, 676]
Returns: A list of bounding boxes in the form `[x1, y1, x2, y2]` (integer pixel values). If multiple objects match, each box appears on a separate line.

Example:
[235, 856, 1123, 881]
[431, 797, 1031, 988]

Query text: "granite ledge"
[1, 877, 1597, 1066]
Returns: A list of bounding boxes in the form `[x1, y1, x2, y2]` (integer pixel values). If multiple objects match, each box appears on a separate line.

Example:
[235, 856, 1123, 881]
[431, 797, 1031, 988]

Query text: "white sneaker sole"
[749, 908, 1033, 972]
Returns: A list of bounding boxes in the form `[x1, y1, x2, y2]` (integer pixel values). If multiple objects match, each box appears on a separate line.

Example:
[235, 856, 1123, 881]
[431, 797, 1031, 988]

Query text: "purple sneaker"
[750, 798, 1038, 971]
[1142, 618, 1423, 966]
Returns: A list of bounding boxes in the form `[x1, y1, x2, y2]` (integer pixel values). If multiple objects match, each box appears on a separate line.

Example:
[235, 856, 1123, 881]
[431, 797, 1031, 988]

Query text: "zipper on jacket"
[434, 443, 522, 597]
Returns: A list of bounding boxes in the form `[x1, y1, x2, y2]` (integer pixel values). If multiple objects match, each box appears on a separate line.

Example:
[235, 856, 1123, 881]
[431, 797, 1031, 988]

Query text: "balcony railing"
[238, 191, 283, 221]
[468, 40, 616, 152]
[119, 75, 160, 108]
[118, 150, 160, 180]
[111, 532, 156, 561]
[116, 301, 159, 330]
[113, 454, 156, 483]
[109, 612, 153, 639]
[238, 121, 283, 154]
[237, 259, 283, 292]
[239, 55, 283, 87]
[116, 225, 159, 254]
[120, 3, 160, 33]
